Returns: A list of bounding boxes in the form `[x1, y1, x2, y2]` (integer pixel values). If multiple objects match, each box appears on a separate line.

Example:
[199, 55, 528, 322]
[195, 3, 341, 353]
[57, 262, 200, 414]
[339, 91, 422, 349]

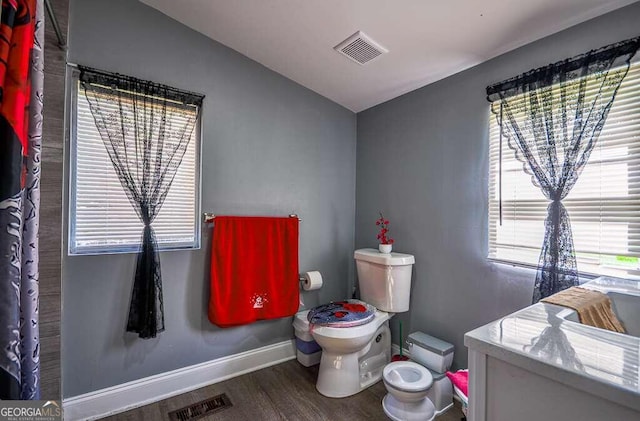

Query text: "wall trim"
[62, 340, 296, 421]
[391, 343, 411, 358]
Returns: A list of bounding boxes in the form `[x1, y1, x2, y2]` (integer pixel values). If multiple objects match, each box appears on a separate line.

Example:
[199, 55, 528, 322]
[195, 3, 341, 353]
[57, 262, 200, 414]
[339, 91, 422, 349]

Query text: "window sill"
[68, 243, 201, 257]
[487, 258, 640, 282]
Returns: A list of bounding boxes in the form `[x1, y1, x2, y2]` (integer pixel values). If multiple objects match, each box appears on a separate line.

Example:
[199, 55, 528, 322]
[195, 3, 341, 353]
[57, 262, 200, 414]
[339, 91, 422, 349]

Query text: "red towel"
[446, 369, 468, 397]
[208, 216, 299, 327]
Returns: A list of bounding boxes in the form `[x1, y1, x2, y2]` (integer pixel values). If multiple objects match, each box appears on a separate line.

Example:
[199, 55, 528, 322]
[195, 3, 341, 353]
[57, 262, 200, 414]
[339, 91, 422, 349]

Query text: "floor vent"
[334, 31, 388, 65]
[168, 393, 233, 421]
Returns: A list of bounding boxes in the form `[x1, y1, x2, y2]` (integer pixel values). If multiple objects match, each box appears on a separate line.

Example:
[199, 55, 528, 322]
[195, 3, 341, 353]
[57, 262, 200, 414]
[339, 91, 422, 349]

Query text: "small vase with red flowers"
[376, 212, 394, 254]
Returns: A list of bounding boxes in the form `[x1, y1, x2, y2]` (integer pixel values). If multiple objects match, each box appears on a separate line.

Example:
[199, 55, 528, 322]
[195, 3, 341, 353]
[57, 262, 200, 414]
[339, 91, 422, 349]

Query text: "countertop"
[464, 277, 640, 411]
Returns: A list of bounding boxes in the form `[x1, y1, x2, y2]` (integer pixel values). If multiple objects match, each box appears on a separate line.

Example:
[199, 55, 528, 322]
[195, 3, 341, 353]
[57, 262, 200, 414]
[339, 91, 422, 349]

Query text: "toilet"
[382, 332, 455, 419]
[382, 361, 436, 421]
[294, 248, 415, 398]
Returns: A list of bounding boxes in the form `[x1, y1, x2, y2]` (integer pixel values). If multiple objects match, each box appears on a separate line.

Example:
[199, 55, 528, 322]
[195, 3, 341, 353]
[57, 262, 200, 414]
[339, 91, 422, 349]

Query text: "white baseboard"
[62, 340, 296, 421]
[391, 343, 411, 358]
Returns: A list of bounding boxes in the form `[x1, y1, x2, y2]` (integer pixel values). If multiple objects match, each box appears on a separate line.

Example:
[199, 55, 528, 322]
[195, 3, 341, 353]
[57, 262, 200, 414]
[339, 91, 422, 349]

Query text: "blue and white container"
[293, 310, 322, 367]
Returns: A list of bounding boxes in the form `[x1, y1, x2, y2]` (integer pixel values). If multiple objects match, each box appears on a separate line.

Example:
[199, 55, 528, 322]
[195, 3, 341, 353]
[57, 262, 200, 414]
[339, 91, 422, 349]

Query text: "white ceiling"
[140, 0, 637, 112]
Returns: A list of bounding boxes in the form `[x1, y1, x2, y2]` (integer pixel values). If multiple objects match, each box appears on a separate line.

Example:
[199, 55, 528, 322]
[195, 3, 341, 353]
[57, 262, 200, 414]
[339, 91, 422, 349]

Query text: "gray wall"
[63, 0, 356, 397]
[355, 2, 640, 370]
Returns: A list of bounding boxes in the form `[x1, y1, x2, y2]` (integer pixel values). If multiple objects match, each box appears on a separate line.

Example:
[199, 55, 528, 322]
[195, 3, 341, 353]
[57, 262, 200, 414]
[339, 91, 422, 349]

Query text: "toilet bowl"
[294, 307, 392, 397]
[382, 361, 436, 421]
[310, 309, 391, 398]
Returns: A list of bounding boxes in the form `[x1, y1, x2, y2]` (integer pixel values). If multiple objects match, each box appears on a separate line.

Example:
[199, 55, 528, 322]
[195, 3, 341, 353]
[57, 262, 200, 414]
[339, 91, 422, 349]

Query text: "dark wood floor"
[100, 359, 464, 420]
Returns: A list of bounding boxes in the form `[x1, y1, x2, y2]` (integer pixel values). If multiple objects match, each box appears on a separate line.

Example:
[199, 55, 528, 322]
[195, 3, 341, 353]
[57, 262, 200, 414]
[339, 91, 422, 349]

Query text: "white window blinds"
[70, 80, 200, 255]
[488, 62, 640, 277]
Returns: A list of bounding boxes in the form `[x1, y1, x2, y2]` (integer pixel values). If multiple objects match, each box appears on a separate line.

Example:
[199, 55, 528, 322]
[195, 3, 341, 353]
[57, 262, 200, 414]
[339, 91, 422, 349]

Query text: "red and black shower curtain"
[0, 0, 44, 400]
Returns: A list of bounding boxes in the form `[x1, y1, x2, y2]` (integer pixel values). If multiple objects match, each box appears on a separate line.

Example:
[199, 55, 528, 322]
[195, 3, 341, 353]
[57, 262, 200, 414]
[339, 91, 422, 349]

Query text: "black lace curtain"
[487, 37, 640, 303]
[79, 66, 204, 338]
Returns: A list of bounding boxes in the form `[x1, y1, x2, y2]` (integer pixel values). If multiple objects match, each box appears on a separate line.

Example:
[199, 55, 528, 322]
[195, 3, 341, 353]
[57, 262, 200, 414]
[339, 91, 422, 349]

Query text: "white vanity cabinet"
[466, 347, 639, 421]
[465, 278, 640, 421]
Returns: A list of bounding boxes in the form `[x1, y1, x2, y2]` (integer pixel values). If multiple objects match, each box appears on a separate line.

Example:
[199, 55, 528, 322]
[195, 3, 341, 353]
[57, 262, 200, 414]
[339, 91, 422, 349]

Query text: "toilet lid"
[383, 361, 433, 392]
[307, 299, 376, 327]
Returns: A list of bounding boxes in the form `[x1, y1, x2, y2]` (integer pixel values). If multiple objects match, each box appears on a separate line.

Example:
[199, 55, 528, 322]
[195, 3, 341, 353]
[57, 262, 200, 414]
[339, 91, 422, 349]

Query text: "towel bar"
[203, 213, 301, 224]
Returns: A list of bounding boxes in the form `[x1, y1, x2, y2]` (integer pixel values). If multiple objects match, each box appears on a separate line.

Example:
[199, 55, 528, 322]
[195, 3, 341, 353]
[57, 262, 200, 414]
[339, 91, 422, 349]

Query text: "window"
[488, 62, 640, 277]
[69, 77, 201, 255]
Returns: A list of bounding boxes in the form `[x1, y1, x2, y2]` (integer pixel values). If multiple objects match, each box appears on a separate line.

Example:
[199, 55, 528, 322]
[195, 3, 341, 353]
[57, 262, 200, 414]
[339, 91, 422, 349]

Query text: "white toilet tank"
[355, 248, 415, 312]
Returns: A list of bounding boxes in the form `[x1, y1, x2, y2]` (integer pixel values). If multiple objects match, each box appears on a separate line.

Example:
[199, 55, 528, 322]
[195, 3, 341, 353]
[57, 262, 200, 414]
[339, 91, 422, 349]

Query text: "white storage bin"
[406, 332, 454, 373]
[293, 310, 322, 367]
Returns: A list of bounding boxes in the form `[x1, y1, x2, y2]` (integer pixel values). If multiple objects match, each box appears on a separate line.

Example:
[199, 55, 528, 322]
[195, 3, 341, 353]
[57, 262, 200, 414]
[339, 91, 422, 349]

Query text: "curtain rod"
[203, 213, 302, 224]
[67, 62, 205, 105]
[45, 0, 66, 50]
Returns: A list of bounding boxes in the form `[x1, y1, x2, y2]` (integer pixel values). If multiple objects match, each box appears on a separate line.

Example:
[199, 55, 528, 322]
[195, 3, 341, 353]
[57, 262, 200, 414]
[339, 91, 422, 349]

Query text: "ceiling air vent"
[334, 31, 388, 65]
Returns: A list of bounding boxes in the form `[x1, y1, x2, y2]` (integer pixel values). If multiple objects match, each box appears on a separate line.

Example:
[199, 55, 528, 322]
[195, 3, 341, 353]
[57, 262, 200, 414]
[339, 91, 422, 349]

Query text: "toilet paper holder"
[299, 271, 323, 291]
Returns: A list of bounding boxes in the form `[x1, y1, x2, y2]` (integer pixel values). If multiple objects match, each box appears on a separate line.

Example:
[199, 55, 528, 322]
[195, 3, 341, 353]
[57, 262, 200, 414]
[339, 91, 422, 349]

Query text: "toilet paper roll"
[301, 271, 323, 291]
